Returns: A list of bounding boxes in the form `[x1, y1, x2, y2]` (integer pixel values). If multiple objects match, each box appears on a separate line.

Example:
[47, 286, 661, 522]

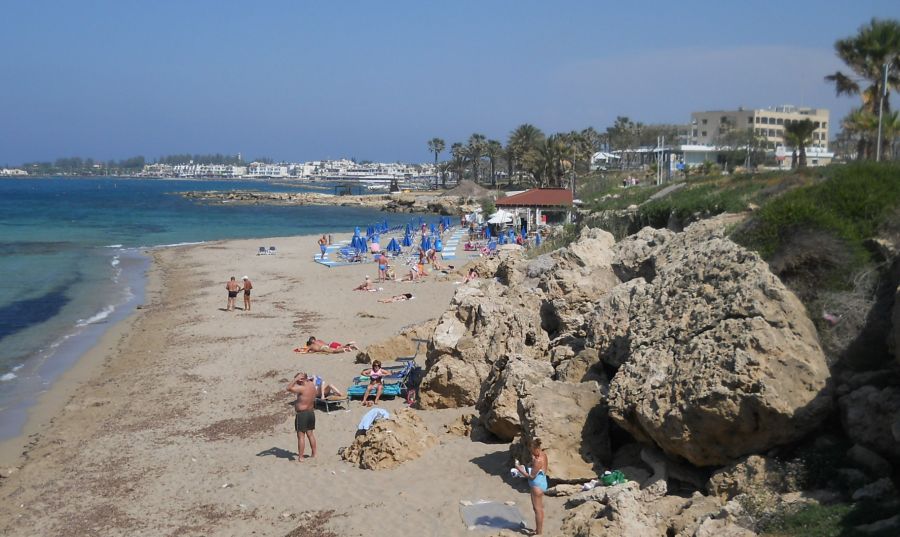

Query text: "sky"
[1, 0, 899, 165]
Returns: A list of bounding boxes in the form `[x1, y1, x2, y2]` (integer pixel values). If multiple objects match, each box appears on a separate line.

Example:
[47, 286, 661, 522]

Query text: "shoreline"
[0, 231, 558, 536]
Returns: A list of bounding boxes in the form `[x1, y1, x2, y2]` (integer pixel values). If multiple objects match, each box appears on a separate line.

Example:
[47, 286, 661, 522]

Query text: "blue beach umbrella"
[386, 238, 401, 253]
[354, 226, 361, 237]
[430, 223, 436, 234]
[402, 233, 412, 247]
[405, 223, 412, 235]
[484, 226, 491, 239]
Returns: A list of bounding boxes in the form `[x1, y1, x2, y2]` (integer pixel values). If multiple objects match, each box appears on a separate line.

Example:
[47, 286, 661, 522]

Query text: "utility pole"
[876, 62, 890, 162]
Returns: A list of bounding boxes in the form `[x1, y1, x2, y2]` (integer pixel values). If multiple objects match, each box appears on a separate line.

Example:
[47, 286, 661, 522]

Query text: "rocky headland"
[179, 190, 482, 215]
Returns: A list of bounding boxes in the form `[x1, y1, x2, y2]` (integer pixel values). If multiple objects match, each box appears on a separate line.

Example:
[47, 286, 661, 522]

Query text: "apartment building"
[690, 105, 830, 151]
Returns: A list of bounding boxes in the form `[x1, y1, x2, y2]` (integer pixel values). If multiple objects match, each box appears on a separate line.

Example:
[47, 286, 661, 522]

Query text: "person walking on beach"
[286, 373, 317, 461]
[514, 438, 548, 535]
[225, 276, 241, 311]
[240, 276, 253, 311]
[318, 235, 328, 259]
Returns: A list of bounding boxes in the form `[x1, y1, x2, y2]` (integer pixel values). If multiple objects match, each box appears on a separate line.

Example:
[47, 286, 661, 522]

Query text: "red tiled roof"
[495, 188, 573, 208]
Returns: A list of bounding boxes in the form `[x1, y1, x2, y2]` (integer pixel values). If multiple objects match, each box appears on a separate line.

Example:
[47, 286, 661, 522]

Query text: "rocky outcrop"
[417, 280, 548, 409]
[354, 320, 436, 364]
[339, 409, 436, 470]
[514, 379, 609, 481]
[561, 482, 658, 536]
[840, 386, 900, 462]
[707, 455, 790, 503]
[608, 221, 833, 466]
[476, 356, 554, 441]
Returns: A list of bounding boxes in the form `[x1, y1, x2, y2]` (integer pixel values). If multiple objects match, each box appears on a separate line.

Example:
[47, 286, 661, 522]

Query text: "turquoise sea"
[0, 177, 421, 440]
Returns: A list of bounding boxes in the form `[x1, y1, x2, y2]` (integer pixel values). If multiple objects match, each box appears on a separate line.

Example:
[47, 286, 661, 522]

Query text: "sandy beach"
[0, 233, 563, 536]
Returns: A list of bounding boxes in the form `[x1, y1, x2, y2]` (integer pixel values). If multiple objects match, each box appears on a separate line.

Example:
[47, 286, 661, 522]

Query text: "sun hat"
[242, 275, 248, 280]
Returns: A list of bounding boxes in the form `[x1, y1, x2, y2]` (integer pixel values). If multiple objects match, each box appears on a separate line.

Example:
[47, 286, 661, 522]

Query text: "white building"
[0, 168, 28, 176]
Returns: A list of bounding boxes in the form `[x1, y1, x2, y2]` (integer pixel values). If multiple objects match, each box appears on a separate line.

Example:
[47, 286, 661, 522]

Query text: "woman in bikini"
[305, 337, 358, 353]
[378, 293, 412, 303]
[360, 360, 388, 406]
[515, 437, 548, 535]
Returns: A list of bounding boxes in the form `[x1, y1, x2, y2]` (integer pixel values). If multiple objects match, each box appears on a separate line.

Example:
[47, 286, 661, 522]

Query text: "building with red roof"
[494, 188, 573, 228]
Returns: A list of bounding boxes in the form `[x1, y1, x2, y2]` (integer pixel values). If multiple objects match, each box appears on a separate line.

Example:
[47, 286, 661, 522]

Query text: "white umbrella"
[487, 209, 513, 224]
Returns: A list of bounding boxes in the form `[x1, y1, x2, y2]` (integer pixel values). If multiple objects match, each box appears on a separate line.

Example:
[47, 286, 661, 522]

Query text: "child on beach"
[353, 275, 375, 291]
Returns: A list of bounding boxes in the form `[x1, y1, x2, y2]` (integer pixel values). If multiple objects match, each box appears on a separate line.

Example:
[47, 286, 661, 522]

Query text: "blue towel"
[357, 408, 390, 431]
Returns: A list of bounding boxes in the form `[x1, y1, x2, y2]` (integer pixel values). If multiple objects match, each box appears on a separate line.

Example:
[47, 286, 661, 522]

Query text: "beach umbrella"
[354, 226, 361, 237]
[405, 223, 412, 235]
[402, 233, 412, 247]
[507, 229, 515, 242]
[484, 226, 491, 239]
[386, 237, 401, 253]
[430, 223, 436, 234]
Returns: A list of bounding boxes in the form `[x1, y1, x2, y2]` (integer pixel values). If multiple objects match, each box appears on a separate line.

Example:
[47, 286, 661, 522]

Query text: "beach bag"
[601, 470, 626, 486]
[434, 239, 443, 252]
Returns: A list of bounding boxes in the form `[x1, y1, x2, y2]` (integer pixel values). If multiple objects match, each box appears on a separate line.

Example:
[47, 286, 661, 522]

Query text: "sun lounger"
[347, 361, 414, 400]
[258, 246, 268, 255]
[268, 246, 277, 255]
[316, 394, 350, 412]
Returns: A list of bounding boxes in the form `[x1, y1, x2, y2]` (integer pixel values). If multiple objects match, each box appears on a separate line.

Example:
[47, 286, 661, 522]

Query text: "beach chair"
[347, 361, 414, 400]
[258, 246, 268, 255]
[268, 246, 277, 255]
[338, 247, 363, 263]
[316, 394, 350, 412]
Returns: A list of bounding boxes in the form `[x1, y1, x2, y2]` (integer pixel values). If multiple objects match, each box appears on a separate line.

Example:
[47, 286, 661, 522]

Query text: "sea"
[0, 177, 422, 441]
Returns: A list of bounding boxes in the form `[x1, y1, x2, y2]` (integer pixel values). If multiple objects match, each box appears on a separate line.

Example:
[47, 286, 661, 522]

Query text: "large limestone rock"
[418, 279, 548, 409]
[584, 278, 643, 369]
[515, 379, 609, 481]
[609, 222, 832, 466]
[340, 409, 436, 470]
[840, 386, 900, 461]
[355, 320, 436, 364]
[707, 455, 790, 503]
[477, 356, 555, 441]
[560, 482, 657, 536]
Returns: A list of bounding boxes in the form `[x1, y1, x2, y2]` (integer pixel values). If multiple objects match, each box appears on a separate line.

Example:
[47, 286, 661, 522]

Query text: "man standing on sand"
[318, 235, 328, 259]
[225, 276, 241, 311]
[286, 373, 317, 461]
[240, 276, 253, 312]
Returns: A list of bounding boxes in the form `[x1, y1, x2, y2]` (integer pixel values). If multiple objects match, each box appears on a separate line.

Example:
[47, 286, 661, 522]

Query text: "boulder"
[847, 444, 893, 477]
[515, 379, 609, 481]
[555, 348, 608, 386]
[693, 518, 758, 537]
[477, 356, 555, 441]
[610, 226, 674, 282]
[560, 482, 658, 536]
[355, 320, 436, 364]
[418, 279, 548, 409]
[840, 386, 900, 461]
[707, 455, 788, 503]
[340, 409, 436, 470]
[852, 477, 897, 502]
[585, 279, 644, 369]
[609, 222, 832, 466]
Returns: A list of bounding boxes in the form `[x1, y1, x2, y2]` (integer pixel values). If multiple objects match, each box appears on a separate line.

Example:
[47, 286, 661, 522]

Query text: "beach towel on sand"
[459, 500, 525, 531]
[357, 408, 389, 431]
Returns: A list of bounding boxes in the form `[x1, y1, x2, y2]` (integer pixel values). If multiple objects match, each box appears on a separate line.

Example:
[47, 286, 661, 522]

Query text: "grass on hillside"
[759, 500, 899, 537]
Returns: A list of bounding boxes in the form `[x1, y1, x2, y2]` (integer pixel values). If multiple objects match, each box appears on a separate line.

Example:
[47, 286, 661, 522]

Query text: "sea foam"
[75, 305, 115, 327]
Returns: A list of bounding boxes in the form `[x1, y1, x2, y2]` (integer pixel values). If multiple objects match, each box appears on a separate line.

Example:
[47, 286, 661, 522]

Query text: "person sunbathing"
[308, 374, 344, 399]
[378, 293, 413, 303]
[298, 337, 358, 353]
[353, 275, 375, 291]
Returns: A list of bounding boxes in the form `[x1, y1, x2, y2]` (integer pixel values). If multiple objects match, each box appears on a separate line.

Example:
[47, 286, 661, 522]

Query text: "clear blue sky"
[1, 0, 898, 165]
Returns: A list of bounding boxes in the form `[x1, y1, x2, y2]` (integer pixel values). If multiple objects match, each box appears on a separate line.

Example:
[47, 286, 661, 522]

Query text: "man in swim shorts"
[318, 235, 327, 259]
[225, 276, 241, 311]
[241, 276, 253, 312]
[286, 372, 317, 461]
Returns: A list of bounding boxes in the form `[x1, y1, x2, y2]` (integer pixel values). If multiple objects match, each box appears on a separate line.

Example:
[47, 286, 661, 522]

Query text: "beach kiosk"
[494, 188, 574, 231]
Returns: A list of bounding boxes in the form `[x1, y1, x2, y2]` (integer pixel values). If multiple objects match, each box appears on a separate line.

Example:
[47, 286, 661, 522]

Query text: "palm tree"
[484, 139, 503, 187]
[450, 143, 466, 185]
[437, 162, 453, 188]
[427, 138, 445, 188]
[508, 124, 545, 184]
[783, 119, 817, 168]
[841, 108, 879, 160]
[825, 18, 900, 157]
[466, 134, 486, 183]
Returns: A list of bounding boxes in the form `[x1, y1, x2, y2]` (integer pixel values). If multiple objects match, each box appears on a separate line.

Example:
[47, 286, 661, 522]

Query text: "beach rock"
[584, 279, 644, 369]
[852, 477, 897, 501]
[608, 222, 832, 466]
[707, 455, 788, 503]
[340, 409, 436, 470]
[693, 518, 758, 537]
[840, 386, 900, 461]
[560, 482, 657, 536]
[356, 320, 436, 364]
[611, 226, 674, 282]
[515, 379, 609, 481]
[847, 444, 893, 477]
[477, 356, 555, 441]
[419, 279, 548, 409]
[555, 348, 607, 386]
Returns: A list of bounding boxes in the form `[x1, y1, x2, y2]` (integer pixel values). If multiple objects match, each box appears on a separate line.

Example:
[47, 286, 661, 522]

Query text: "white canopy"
[487, 209, 514, 224]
